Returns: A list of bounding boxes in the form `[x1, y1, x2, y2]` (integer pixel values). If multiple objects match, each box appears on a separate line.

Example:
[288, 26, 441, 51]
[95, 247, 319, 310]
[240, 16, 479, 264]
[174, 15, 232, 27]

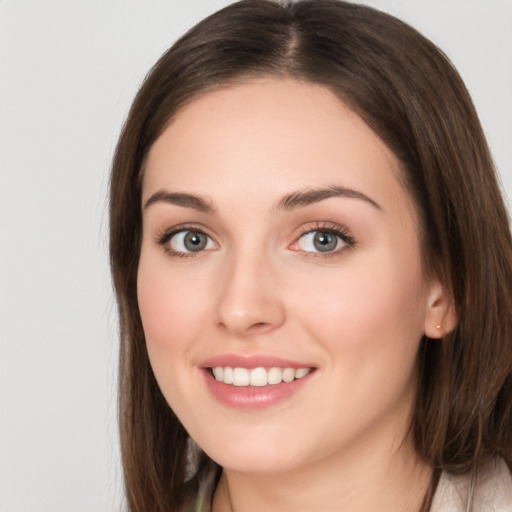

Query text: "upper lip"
[199, 354, 315, 369]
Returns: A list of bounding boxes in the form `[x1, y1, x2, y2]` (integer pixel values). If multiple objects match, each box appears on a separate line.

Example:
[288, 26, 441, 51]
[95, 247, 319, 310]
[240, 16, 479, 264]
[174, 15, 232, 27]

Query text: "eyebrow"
[143, 191, 215, 213]
[275, 185, 381, 211]
[143, 185, 380, 214]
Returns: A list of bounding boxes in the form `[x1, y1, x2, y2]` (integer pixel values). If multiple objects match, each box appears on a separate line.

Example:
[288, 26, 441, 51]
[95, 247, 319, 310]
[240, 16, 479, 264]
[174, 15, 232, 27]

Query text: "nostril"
[247, 322, 270, 332]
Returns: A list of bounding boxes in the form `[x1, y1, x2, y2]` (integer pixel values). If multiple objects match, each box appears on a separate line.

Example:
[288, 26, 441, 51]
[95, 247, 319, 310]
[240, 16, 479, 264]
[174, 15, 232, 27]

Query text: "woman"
[109, 1, 512, 510]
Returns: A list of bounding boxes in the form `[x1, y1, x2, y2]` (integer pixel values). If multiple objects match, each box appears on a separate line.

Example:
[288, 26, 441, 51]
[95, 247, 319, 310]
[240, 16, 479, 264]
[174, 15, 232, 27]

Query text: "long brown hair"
[109, 1, 512, 510]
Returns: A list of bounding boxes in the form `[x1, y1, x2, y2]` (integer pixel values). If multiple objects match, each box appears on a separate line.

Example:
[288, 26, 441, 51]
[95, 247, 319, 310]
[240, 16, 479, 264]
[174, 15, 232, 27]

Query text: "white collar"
[431, 459, 512, 511]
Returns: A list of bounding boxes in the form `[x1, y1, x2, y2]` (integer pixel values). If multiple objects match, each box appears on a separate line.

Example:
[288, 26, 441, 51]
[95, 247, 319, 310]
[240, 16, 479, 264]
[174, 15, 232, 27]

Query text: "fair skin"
[137, 78, 452, 511]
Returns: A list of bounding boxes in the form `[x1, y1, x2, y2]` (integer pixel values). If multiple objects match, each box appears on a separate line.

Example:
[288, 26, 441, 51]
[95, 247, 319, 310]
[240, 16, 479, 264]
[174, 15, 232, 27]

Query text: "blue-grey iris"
[184, 232, 208, 252]
[314, 232, 338, 252]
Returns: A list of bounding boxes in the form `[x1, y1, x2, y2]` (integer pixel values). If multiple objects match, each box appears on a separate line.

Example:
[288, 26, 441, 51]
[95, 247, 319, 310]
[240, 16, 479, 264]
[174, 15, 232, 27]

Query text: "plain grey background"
[0, 1, 511, 511]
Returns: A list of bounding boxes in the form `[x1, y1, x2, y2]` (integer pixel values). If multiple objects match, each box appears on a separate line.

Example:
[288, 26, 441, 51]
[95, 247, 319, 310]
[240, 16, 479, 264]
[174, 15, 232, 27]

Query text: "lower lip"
[203, 370, 314, 410]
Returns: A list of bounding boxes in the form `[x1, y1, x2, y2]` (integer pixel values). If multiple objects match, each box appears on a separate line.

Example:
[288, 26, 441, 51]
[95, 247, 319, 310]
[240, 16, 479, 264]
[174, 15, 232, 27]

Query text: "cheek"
[137, 257, 208, 360]
[291, 250, 427, 360]
[137, 271, 177, 348]
[136, 256, 216, 421]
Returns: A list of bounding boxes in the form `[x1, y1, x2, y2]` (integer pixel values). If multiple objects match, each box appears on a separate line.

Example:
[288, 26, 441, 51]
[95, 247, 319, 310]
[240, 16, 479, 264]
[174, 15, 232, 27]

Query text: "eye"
[291, 225, 355, 255]
[297, 231, 344, 253]
[161, 229, 216, 255]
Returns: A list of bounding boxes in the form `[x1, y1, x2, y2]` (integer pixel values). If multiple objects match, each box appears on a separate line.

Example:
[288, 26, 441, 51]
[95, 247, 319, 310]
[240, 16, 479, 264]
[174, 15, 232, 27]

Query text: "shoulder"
[431, 458, 512, 512]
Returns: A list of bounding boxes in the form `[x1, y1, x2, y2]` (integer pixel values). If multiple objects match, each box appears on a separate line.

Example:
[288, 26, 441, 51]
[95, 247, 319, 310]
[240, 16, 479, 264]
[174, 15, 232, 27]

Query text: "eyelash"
[155, 221, 356, 259]
[156, 223, 214, 259]
[292, 222, 356, 258]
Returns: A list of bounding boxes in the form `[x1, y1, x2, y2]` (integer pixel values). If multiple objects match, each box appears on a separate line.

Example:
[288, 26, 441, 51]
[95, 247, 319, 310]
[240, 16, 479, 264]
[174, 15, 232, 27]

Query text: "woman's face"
[138, 79, 443, 474]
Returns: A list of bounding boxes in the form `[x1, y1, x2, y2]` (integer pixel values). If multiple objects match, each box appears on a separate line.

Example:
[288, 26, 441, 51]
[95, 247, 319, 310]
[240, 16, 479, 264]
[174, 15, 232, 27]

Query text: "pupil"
[313, 232, 337, 252]
[184, 232, 207, 252]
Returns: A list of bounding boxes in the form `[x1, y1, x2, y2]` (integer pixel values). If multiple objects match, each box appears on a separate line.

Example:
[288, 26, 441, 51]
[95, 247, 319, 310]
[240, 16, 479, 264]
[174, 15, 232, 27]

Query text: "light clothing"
[191, 459, 512, 511]
[431, 458, 512, 511]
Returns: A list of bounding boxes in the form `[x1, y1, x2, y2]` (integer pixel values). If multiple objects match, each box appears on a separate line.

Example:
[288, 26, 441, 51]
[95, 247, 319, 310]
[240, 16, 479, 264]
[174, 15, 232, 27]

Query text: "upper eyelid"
[155, 223, 214, 242]
[295, 221, 347, 234]
[294, 222, 353, 240]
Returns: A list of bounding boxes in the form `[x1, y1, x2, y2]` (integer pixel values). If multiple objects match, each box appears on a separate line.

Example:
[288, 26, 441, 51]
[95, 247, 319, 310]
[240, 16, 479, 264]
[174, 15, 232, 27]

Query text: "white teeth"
[233, 367, 250, 386]
[249, 367, 267, 386]
[211, 366, 311, 386]
[223, 366, 233, 384]
[212, 367, 223, 381]
[282, 368, 295, 383]
[295, 368, 310, 379]
[267, 367, 283, 385]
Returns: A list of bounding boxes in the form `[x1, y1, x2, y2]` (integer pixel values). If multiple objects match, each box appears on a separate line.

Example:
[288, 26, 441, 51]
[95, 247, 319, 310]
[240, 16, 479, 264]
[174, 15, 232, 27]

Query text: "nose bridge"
[214, 241, 285, 336]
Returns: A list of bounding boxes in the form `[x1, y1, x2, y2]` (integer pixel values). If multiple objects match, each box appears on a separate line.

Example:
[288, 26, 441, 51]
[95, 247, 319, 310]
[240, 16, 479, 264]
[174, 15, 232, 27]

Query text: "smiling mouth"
[210, 366, 313, 387]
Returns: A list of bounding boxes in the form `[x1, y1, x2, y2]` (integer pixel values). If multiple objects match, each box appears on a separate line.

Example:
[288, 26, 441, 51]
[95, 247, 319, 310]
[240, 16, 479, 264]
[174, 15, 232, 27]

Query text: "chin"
[210, 448, 301, 475]
[193, 424, 313, 475]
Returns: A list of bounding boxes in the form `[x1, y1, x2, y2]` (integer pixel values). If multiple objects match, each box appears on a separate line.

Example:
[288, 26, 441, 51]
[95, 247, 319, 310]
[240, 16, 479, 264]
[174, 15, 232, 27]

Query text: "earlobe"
[424, 280, 458, 338]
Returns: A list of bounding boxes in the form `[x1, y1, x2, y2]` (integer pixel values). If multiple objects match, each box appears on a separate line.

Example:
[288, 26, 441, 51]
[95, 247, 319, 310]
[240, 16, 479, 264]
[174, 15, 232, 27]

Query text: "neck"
[212, 431, 432, 512]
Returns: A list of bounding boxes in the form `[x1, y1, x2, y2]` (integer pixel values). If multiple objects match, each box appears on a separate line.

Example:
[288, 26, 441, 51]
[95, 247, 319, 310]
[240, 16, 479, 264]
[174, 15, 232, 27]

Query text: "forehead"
[143, 78, 413, 217]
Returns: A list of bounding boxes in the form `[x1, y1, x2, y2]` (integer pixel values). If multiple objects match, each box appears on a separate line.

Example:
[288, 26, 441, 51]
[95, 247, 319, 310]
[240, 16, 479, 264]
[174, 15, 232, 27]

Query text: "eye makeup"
[153, 219, 356, 260]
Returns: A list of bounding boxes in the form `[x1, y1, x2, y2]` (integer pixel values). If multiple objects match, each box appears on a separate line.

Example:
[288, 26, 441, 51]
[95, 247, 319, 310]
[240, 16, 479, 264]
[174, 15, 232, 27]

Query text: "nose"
[214, 250, 286, 337]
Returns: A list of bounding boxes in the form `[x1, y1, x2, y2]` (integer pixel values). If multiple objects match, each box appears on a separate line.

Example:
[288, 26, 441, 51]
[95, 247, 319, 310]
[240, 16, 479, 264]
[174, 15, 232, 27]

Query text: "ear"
[423, 279, 458, 338]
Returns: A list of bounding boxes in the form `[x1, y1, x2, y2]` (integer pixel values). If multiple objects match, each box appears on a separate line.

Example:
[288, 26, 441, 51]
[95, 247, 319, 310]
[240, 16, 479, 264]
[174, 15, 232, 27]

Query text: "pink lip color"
[203, 370, 313, 409]
[199, 354, 315, 410]
[200, 354, 312, 370]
